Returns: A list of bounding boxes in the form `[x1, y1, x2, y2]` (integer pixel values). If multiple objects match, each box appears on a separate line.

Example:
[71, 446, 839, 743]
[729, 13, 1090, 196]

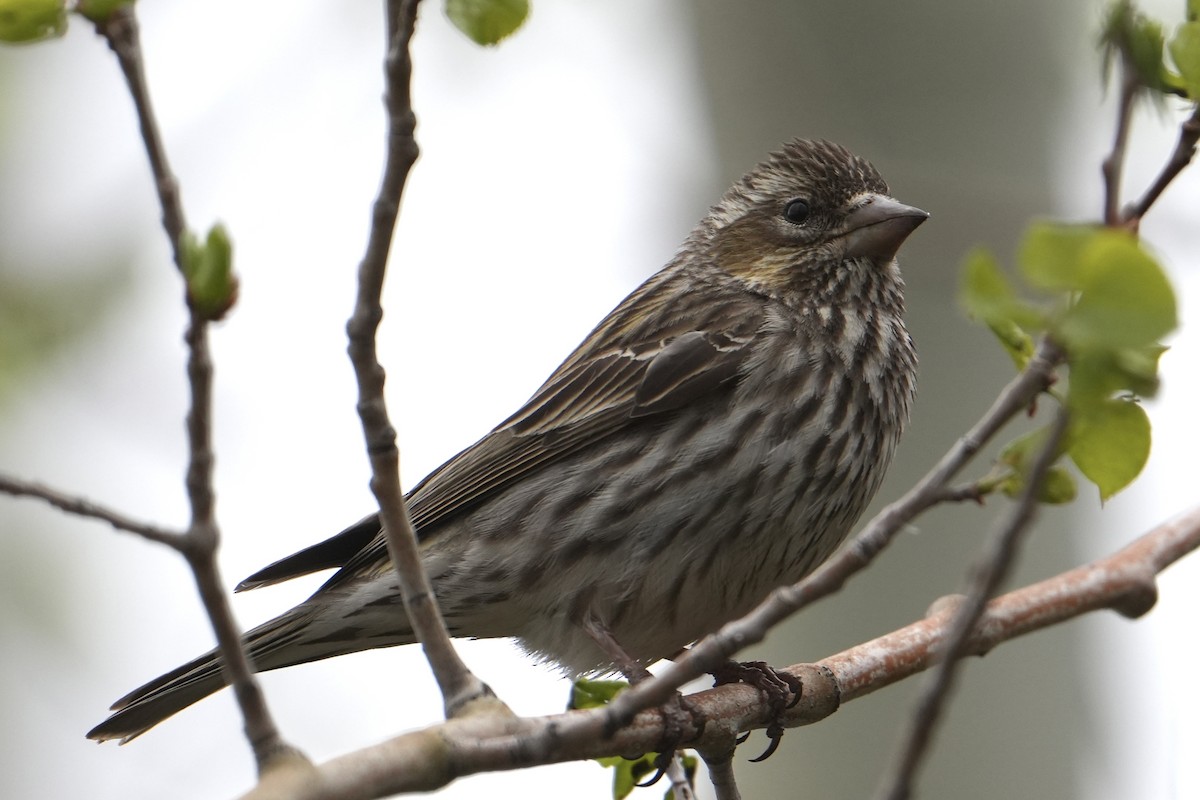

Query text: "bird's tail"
[87, 597, 407, 744]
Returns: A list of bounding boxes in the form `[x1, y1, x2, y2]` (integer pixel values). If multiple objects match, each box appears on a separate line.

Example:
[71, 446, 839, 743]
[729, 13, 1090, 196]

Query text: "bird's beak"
[842, 195, 928, 261]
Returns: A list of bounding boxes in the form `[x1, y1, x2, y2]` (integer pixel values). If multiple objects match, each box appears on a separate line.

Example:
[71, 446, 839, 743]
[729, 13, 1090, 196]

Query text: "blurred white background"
[0, 1, 1196, 798]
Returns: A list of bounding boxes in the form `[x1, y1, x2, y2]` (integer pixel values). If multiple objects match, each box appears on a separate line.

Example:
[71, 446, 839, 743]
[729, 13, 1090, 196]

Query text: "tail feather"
[88, 650, 228, 743]
[87, 600, 400, 743]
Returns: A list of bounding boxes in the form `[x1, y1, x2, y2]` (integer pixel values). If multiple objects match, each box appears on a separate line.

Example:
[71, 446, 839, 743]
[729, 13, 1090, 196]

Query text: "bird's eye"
[783, 198, 811, 224]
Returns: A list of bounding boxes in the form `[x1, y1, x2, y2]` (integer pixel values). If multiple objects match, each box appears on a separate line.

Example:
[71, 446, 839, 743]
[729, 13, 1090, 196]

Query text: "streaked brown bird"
[89, 138, 926, 743]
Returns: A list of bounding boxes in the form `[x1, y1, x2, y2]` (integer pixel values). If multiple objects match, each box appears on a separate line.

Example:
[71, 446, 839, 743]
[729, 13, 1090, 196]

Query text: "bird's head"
[694, 139, 928, 310]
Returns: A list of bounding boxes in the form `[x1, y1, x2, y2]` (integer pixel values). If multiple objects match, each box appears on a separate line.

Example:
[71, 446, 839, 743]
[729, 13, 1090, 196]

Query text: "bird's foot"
[711, 660, 801, 762]
[579, 612, 705, 783]
[636, 691, 705, 788]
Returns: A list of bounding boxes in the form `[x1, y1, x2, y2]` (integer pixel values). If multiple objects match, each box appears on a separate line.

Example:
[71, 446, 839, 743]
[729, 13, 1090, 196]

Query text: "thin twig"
[699, 747, 743, 800]
[344, 0, 493, 717]
[0, 473, 186, 547]
[929, 482, 986, 504]
[96, 8, 186, 267]
[665, 753, 696, 800]
[179, 319, 292, 764]
[874, 408, 1071, 800]
[601, 338, 1064, 729]
[1125, 105, 1200, 224]
[94, 6, 294, 770]
[237, 504, 1200, 800]
[1102, 68, 1138, 227]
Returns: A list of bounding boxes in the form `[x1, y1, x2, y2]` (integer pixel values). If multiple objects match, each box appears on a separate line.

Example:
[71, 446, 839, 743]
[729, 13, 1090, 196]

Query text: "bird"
[88, 138, 926, 744]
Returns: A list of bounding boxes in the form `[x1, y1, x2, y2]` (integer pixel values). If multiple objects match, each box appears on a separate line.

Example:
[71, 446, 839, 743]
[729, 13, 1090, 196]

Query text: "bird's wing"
[404, 322, 758, 526]
[235, 514, 379, 591]
[237, 279, 766, 592]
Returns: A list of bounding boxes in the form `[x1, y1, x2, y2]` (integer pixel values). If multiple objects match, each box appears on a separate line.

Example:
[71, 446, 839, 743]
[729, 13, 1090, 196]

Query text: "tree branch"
[1101, 28, 1200, 230]
[93, 6, 294, 770]
[665, 755, 696, 800]
[698, 745, 743, 800]
[1102, 68, 1138, 228]
[236, 504, 1200, 799]
[95, 8, 186, 267]
[0, 473, 185, 547]
[928, 483, 986, 504]
[1126, 105, 1200, 224]
[344, 0, 495, 718]
[874, 408, 1071, 800]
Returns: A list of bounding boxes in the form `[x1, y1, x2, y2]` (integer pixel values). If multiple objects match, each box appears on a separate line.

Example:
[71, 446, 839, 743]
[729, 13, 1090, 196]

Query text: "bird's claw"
[634, 756, 670, 788]
[711, 660, 802, 762]
[634, 693, 705, 787]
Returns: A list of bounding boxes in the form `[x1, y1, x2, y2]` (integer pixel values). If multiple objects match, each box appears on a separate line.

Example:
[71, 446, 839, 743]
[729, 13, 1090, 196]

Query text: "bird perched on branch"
[89, 138, 926, 743]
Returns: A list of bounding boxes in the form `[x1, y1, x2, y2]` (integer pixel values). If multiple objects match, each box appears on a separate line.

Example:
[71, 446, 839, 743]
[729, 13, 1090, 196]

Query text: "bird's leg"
[581, 613, 654, 684]
[710, 660, 802, 762]
[581, 613, 703, 789]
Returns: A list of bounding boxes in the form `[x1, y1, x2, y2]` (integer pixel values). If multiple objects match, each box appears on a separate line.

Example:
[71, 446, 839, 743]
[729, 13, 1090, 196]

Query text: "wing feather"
[241, 274, 769, 592]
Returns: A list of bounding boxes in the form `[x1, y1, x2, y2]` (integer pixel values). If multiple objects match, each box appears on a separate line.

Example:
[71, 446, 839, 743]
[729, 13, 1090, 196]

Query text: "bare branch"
[928, 483, 986, 504]
[875, 408, 1070, 800]
[235, 505, 1200, 799]
[95, 8, 187, 268]
[1102, 69, 1138, 228]
[830, 504, 1200, 703]
[1101, 34, 1200, 229]
[699, 746, 743, 800]
[344, 0, 494, 716]
[0, 473, 185, 547]
[1126, 105, 1200, 224]
[93, 6, 294, 769]
[665, 755, 696, 800]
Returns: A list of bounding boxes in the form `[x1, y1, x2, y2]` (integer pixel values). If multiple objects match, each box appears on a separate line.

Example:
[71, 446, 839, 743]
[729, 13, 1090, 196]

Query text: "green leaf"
[1100, 0, 1131, 78]
[959, 248, 1040, 368]
[999, 464, 1077, 504]
[998, 428, 1042, 472]
[1068, 398, 1151, 501]
[1100, 0, 1173, 93]
[995, 471, 1023, 500]
[1069, 345, 1167, 412]
[1169, 21, 1200, 98]
[1112, 343, 1167, 397]
[961, 248, 1015, 315]
[1128, 17, 1169, 91]
[181, 223, 238, 320]
[996, 426, 1073, 503]
[1066, 338, 1159, 502]
[999, 426, 1066, 472]
[1068, 352, 1124, 410]
[1037, 466, 1078, 504]
[1018, 222, 1098, 291]
[1058, 231, 1176, 349]
[445, 0, 528, 46]
[0, 0, 66, 43]
[987, 319, 1037, 370]
[568, 677, 627, 710]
